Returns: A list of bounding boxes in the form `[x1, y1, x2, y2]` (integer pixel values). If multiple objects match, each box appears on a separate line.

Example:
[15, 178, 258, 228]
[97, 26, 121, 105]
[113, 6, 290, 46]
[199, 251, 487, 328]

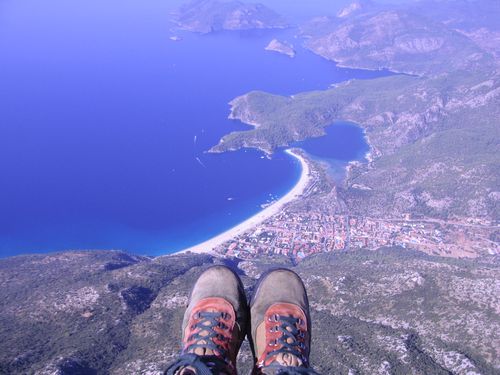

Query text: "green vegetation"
[210, 68, 499, 220]
[210, 74, 420, 154]
[209, 0, 500, 221]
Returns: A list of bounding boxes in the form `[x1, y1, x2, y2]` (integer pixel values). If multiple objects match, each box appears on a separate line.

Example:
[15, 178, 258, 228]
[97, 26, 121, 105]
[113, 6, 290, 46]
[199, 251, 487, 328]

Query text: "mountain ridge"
[209, 0, 500, 225]
[172, 0, 288, 34]
[1, 248, 498, 374]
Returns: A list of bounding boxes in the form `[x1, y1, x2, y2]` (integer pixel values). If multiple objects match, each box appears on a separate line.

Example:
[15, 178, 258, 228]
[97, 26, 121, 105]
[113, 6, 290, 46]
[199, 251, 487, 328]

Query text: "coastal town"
[215, 210, 499, 259]
[213, 154, 500, 260]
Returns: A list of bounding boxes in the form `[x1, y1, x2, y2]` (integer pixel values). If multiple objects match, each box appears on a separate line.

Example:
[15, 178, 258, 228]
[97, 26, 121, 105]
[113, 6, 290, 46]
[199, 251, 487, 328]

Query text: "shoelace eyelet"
[268, 339, 278, 347]
[269, 325, 278, 333]
[268, 314, 280, 322]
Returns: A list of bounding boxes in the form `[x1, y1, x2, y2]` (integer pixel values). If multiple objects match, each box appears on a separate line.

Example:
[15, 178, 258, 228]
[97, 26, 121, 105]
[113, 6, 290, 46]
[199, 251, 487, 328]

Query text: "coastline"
[175, 149, 310, 255]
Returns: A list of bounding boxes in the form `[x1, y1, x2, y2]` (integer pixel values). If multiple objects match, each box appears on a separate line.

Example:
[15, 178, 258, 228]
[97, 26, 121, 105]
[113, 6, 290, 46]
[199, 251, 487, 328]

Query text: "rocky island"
[172, 0, 288, 34]
[265, 39, 296, 58]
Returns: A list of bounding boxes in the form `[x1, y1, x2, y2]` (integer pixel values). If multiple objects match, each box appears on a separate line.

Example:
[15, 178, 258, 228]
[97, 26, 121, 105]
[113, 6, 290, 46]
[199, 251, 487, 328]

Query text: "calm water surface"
[0, 0, 387, 257]
[294, 123, 370, 182]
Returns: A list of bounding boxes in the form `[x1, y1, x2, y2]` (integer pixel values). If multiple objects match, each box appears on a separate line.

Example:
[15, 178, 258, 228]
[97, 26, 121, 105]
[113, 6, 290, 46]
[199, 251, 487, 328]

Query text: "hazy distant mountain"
[1, 249, 498, 374]
[408, 0, 500, 58]
[409, 0, 500, 31]
[336, 0, 376, 18]
[302, 8, 490, 76]
[173, 0, 288, 34]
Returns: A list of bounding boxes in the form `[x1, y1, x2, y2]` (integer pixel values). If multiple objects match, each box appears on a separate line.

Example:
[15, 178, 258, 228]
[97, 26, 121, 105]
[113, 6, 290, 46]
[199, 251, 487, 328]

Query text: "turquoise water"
[0, 0, 386, 257]
[294, 122, 370, 182]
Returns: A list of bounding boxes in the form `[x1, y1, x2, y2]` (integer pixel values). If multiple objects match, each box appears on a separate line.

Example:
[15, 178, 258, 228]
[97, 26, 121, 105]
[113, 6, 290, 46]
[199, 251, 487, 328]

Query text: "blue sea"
[0, 0, 388, 257]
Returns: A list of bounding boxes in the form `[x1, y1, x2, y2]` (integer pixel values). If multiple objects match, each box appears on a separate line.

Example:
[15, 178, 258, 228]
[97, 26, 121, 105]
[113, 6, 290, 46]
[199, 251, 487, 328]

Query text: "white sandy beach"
[177, 149, 311, 255]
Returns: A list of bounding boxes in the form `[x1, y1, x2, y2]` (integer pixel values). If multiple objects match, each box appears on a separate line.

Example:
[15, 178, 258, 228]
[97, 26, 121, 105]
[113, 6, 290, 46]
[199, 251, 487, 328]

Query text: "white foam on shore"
[175, 149, 310, 255]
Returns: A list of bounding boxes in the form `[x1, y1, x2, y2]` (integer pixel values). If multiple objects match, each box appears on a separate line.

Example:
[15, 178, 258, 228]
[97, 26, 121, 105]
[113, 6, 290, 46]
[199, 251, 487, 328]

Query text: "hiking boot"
[166, 265, 248, 375]
[249, 269, 313, 375]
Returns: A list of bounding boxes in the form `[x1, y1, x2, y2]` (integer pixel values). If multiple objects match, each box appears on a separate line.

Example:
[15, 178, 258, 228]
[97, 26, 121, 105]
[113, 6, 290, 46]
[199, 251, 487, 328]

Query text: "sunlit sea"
[0, 0, 387, 257]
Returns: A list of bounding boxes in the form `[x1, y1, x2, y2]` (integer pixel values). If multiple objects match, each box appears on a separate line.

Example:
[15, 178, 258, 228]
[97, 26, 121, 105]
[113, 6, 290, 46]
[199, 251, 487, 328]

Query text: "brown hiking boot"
[249, 269, 312, 375]
[173, 265, 248, 375]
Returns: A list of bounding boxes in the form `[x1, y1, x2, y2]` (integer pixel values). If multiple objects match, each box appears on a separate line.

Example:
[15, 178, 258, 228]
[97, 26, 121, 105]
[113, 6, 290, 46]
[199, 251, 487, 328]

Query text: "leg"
[165, 266, 248, 375]
[249, 269, 320, 375]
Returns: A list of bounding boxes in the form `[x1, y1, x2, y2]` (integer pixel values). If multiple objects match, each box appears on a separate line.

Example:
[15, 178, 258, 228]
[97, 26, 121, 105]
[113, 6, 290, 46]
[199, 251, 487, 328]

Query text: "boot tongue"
[265, 315, 304, 368]
[192, 346, 216, 356]
[191, 307, 218, 356]
[271, 352, 304, 367]
[189, 307, 221, 357]
[176, 367, 196, 375]
[262, 353, 304, 375]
